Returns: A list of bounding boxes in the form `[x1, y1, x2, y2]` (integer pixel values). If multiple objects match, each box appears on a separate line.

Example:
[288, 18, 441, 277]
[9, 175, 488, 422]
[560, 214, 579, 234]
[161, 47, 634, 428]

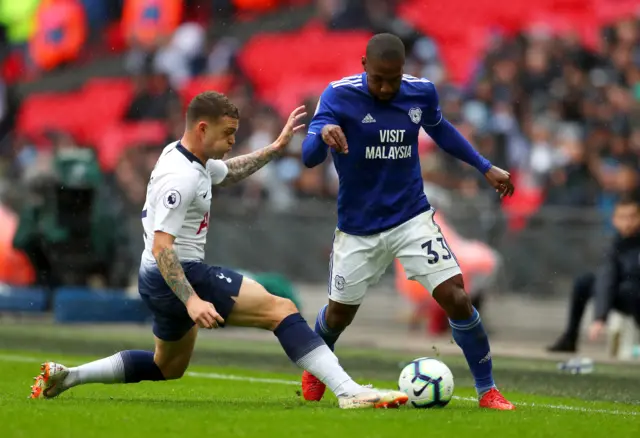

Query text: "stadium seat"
[17, 93, 87, 142]
[77, 78, 134, 144]
[17, 79, 134, 145]
[500, 172, 544, 232]
[397, 0, 636, 83]
[95, 121, 167, 171]
[239, 23, 371, 117]
[178, 75, 233, 106]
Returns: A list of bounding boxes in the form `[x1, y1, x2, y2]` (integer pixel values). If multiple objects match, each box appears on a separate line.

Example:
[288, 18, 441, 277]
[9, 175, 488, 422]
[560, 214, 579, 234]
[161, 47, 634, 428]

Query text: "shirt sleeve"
[419, 81, 492, 173]
[153, 173, 199, 237]
[307, 86, 340, 135]
[302, 86, 340, 167]
[419, 81, 443, 128]
[206, 159, 229, 185]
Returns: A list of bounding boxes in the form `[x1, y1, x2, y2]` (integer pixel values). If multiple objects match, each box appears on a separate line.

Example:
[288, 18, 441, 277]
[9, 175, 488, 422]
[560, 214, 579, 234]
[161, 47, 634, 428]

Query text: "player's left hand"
[588, 320, 605, 341]
[484, 166, 515, 199]
[274, 105, 308, 150]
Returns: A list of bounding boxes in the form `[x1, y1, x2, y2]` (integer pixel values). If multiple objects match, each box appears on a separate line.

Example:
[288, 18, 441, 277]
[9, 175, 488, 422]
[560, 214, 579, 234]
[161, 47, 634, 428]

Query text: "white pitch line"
[2, 354, 638, 416]
[186, 371, 640, 416]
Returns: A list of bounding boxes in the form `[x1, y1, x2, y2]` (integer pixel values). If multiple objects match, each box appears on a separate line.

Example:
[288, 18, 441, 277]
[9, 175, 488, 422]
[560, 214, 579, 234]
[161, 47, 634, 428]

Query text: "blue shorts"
[138, 261, 243, 341]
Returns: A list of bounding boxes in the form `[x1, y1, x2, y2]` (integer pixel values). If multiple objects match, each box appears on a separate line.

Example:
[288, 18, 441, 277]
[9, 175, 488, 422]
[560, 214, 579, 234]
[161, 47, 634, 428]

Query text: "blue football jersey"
[302, 73, 451, 236]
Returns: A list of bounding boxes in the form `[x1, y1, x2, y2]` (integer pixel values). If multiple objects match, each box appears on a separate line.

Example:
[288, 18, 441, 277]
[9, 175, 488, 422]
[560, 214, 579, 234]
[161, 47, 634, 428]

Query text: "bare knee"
[262, 295, 299, 331]
[325, 300, 359, 331]
[153, 355, 189, 380]
[432, 275, 473, 320]
[153, 328, 197, 380]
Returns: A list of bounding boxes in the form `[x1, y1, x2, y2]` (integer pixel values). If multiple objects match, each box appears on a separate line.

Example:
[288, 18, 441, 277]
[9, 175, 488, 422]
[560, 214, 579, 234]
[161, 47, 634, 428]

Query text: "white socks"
[63, 352, 126, 389]
[296, 345, 364, 396]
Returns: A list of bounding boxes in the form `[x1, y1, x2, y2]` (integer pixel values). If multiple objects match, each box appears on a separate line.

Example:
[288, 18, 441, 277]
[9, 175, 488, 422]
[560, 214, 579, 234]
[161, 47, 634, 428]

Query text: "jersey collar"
[176, 141, 205, 167]
[362, 72, 401, 102]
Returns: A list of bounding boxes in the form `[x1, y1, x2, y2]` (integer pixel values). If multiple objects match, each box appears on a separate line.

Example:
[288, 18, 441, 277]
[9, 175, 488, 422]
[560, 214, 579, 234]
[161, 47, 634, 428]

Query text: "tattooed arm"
[152, 231, 224, 328]
[217, 144, 280, 187]
[152, 235, 196, 305]
[216, 105, 308, 187]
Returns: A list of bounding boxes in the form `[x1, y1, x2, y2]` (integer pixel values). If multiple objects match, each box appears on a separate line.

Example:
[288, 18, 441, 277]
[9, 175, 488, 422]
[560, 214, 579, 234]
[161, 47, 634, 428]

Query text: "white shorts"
[328, 209, 461, 305]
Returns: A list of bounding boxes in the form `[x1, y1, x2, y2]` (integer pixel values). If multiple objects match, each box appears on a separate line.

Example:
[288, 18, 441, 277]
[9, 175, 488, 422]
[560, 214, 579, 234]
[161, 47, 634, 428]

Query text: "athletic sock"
[64, 350, 165, 388]
[449, 308, 496, 395]
[274, 313, 362, 396]
[314, 304, 344, 351]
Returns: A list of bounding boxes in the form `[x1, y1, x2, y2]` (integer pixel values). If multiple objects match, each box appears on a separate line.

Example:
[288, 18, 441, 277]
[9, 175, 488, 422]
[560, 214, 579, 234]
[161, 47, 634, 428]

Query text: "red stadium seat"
[17, 78, 134, 145]
[77, 78, 134, 143]
[178, 75, 233, 107]
[500, 172, 544, 231]
[18, 93, 89, 142]
[398, 0, 637, 84]
[95, 121, 167, 171]
[239, 22, 371, 117]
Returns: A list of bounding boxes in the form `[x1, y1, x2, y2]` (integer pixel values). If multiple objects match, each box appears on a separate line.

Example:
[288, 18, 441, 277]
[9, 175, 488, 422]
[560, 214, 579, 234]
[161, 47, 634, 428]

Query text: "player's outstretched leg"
[303, 300, 359, 401]
[426, 274, 515, 410]
[227, 278, 406, 409]
[30, 326, 197, 399]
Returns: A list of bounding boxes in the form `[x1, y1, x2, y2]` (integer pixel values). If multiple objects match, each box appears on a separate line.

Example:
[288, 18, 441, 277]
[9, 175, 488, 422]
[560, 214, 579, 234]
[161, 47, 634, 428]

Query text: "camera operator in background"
[548, 194, 640, 353]
[11, 132, 131, 299]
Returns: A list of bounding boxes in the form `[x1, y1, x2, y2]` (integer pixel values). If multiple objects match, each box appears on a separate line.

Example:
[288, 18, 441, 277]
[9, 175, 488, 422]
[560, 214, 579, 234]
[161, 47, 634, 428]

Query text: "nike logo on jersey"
[362, 113, 376, 123]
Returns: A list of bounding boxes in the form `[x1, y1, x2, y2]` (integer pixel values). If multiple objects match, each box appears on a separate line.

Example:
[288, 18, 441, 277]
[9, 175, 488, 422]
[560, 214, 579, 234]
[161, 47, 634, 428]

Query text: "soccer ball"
[398, 357, 454, 408]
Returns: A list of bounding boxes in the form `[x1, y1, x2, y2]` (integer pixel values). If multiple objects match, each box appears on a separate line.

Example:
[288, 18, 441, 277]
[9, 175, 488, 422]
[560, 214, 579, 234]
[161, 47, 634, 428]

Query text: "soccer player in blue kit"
[301, 33, 516, 410]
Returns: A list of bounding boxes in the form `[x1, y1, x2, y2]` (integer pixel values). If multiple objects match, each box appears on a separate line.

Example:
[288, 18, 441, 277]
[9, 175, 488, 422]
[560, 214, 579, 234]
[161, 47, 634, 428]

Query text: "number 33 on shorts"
[421, 237, 456, 265]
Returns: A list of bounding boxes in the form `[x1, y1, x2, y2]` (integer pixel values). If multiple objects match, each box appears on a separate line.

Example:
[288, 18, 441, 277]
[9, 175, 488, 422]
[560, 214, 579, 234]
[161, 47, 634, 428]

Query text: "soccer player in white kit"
[29, 91, 408, 409]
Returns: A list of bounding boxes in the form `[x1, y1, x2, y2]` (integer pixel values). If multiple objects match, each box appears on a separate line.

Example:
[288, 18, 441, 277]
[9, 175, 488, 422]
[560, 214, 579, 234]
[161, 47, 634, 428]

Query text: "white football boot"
[338, 388, 409, 409]
[30, 362, 70, 399]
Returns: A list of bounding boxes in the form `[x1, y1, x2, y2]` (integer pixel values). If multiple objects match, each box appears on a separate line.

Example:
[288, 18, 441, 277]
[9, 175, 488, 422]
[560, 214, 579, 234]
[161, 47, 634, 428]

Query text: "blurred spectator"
[12, 133, 131, 290]
[0, 1, 638, 292]
[124, 68, 180, 121]
[29, 0, 87, 73]
[123, 0, 183, 74]
[153, 22, 206, 87]
[548, 195, 640, 353]
[0, 0, 40, 54]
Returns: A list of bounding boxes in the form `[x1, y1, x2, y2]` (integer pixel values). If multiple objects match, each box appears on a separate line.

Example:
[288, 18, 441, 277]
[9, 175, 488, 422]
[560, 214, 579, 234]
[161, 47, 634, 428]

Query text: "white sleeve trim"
[422, 112, 443, 127]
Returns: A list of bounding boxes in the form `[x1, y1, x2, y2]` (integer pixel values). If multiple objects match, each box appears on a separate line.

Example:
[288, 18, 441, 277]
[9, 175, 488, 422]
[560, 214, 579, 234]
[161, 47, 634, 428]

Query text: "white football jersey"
[141, 141, 228, 263]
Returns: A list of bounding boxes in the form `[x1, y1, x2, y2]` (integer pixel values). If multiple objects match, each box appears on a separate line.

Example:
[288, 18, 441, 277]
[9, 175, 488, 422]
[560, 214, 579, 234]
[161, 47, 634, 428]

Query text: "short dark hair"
[366, 33, 405, 61]
[186, 91, 239, 125]
[617, 192, 640, 209]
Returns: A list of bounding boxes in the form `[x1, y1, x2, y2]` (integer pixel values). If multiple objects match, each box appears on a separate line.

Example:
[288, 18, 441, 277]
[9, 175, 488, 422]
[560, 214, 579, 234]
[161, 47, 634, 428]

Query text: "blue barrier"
[53, 287, 152, 323]
[0, 286, 48, 312]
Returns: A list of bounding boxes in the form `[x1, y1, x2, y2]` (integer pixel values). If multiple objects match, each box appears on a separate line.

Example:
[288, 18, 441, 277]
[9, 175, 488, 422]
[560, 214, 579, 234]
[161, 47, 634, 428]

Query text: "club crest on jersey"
[408, 107, 422, 124]
[163, 189, 181, 209]
[334, 275, 346, 291]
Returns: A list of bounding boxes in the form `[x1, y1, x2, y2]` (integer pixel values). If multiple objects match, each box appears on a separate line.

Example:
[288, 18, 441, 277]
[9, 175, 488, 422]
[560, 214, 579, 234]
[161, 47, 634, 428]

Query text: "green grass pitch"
[1, 347, 638, 438]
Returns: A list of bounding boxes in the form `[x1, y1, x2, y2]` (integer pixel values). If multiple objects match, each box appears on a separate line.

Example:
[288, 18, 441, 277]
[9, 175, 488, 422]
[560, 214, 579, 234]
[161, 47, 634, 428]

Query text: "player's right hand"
[186, 295, 224, 329]
[321, 124, 349, 154]
[274, 105, 307, 150]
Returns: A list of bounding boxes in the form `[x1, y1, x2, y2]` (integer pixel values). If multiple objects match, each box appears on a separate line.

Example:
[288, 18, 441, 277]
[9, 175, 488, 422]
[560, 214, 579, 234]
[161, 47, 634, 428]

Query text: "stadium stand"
[0, 1, 638, 339]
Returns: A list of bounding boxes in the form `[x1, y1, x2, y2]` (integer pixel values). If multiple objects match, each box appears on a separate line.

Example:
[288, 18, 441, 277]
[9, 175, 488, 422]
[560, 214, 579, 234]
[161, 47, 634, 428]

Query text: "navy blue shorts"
[138, 261, 243, 341]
